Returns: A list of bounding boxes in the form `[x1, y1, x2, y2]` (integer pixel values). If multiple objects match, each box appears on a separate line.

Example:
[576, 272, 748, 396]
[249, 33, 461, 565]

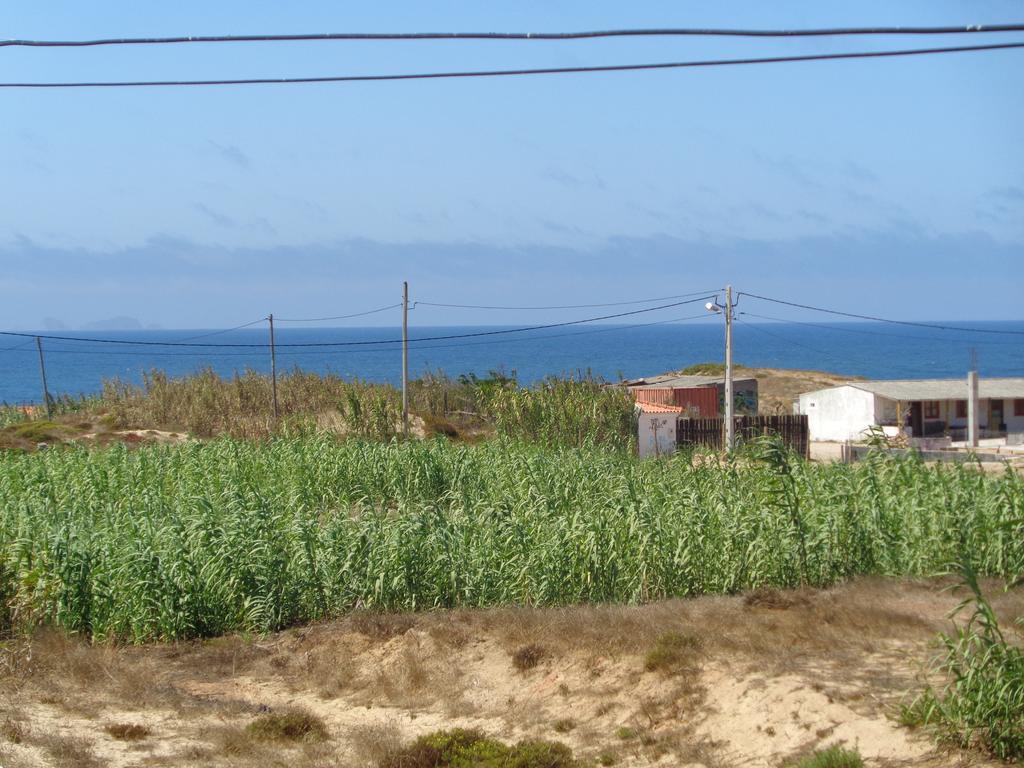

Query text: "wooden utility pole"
[269, 314, 279, 418]
[36, 336, 52, 418]
[402, 281, 409, 437]
[724, 285, 735, 452]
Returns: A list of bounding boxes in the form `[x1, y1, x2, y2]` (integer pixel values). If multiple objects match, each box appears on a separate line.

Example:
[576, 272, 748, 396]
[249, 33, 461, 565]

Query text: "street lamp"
[706, 286, 735, 452]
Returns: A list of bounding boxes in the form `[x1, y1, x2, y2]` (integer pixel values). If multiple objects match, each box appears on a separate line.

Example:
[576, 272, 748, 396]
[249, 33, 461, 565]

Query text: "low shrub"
[783, 745, 864, 768]
[512, 643, 546, 672]
[643, 631, 702, 674]
[104, 723, 151, 741]
[378, 729, 578, 768]
[246, 709, 328, 743]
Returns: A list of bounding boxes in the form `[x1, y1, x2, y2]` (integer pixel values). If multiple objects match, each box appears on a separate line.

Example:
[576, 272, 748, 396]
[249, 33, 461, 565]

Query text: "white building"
[797, 378, 1024, 442]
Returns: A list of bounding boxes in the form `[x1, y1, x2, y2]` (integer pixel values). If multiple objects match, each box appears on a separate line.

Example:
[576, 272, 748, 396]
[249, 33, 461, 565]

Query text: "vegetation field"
[1, 436, 1021, 643]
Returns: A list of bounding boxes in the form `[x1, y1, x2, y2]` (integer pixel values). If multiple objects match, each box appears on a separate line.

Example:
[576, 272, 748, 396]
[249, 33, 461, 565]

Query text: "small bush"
[421, 414, 462, 440]
[782, 745, 864, 768]
[614, 726, 637, 741]
[104, 723, 151, 741]
[512, 643, 546, 672]
[246, 709, 328, 742]
[552, 718, 575, 733]
[1, 717, 25, 744]
[8, 420, 68, 441]
[643, 631, 702, 673]
[378, 729, 579, 768]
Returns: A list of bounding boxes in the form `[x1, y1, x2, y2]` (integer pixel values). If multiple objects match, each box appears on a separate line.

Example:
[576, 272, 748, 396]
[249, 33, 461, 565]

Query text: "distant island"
[40, 316, 161, 331]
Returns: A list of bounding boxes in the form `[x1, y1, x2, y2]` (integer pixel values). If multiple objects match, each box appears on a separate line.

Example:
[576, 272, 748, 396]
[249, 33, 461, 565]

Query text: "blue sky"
[0, 1, 1022, 328]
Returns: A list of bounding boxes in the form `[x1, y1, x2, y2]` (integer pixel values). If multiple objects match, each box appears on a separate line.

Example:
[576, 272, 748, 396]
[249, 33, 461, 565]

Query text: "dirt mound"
[2, 578, 1020, 767]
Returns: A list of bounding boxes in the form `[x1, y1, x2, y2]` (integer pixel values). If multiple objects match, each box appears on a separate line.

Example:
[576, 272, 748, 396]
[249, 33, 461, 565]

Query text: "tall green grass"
[902, 561, 1024, 760]
[0, 438, 1020, 642]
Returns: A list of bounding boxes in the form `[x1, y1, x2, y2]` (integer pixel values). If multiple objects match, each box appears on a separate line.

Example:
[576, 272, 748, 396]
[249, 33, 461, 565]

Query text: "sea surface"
[2, 320, 1023, 404]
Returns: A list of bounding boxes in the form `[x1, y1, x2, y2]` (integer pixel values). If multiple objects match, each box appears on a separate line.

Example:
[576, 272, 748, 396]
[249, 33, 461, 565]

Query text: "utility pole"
[967, 348, 979, 448]
[36, 336, 52, 419]
[402, 281, 409, 438]
[724, 285, 735, 452]
[268, 313, 279, 418]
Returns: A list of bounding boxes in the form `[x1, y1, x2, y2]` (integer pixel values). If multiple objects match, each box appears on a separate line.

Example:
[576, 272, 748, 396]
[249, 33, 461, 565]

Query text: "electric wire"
[2, 41, 1022, 88]
[170, 317, 269, 342]
[733, 316, 881, 373]
[274, 303, 402, 322]
[0, 296, 715, 348]
[738, 292, 1024, 336]
[275, 311, 719, 357]
[414, 290, 720, 311]
[0, 311, 717, 359]
[737, 311, 1017, 347]
[4, 24, 1024, 48]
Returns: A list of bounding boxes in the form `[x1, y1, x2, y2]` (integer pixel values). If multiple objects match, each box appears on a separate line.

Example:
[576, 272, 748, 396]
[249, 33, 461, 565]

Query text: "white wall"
[1001, 400, 1024, 434]
[798, 386, 878, 442]
[637, 412, 677, 458]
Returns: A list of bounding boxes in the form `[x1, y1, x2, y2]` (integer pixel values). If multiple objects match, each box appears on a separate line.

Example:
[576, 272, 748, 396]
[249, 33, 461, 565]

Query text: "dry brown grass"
[31, 732, 100, 768]
[0, 578, 1020, 767]
[348, 720, 405, 765]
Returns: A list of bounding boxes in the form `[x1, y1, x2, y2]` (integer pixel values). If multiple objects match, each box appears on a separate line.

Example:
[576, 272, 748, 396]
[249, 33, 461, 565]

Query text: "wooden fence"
[676, 415, 809, 457]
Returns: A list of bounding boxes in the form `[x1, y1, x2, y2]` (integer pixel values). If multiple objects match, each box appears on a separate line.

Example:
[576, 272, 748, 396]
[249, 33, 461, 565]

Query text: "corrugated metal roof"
[835, 378, 1024, 401]
[626, 374, 757, 390]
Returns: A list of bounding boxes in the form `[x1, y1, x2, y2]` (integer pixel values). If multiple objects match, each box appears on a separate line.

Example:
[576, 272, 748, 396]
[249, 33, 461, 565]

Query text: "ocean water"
[2, 320, 1023, 404]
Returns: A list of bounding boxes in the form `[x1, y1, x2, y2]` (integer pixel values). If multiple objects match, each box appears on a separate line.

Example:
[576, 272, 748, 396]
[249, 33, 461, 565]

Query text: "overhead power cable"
[276, 311, 720, 357]
[734, 316, 877, 372]
[2, 41, 1022, 88]
[171, 317, 268, 342]
[415, 290, 721, 311]
[4, 24, 1023, 48]
[0, 296, 714, 348]
[737, 311, 1015, 346]
[738, 292, 1024, 336]
[0, 312, 717, 359]
[274, 303, 402, 322]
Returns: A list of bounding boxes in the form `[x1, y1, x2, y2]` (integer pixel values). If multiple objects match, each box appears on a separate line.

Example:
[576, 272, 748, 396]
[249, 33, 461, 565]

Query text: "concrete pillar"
[967, 370, 979, 447]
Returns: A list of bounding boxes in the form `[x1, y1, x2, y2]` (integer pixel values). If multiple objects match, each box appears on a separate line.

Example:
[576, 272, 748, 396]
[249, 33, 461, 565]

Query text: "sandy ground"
[1, 577, 1020, 768]
[745, 366, 864, 416]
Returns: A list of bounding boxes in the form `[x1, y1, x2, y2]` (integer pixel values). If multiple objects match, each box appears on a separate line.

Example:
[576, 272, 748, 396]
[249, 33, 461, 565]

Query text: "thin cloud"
[987, 185, 1024, 202]
[194, 203, 236, 228]
[207, 141, 251, 169]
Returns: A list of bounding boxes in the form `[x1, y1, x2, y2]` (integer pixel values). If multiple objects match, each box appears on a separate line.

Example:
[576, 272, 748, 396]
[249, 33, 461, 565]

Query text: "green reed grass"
[901, 560, 1024, 760]
[93, 367, 634, 448]
[0, 438, 1020, 643]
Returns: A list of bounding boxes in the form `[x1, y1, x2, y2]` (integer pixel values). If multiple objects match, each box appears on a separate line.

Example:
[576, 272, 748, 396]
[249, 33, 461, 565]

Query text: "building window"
[1016, 399, 1024, 417]
[923, 401, 940, 419]
[956, 400, 967, 419]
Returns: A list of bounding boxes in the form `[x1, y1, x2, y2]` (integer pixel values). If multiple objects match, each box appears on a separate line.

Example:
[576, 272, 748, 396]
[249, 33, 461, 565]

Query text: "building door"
[989, 399, 1005, 433]
[910, 401, 923, 437]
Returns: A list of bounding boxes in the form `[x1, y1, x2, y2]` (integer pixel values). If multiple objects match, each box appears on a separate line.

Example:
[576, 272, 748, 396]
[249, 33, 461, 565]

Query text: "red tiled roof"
[636, 402, 684, 414]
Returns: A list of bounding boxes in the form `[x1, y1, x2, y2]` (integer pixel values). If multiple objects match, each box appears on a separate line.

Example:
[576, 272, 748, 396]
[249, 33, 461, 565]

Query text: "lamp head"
[705, 301, 721, 313]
